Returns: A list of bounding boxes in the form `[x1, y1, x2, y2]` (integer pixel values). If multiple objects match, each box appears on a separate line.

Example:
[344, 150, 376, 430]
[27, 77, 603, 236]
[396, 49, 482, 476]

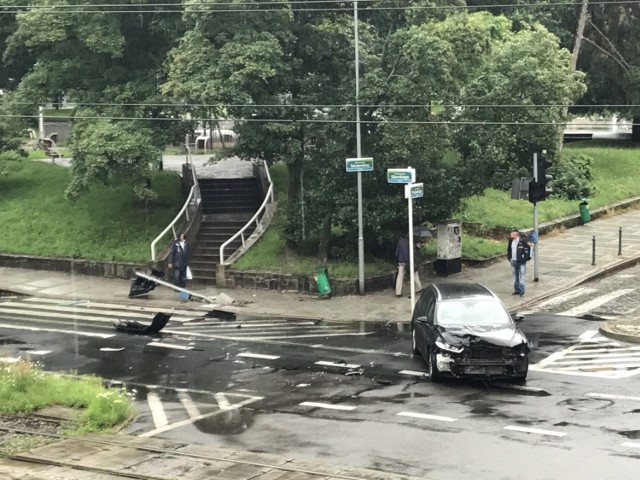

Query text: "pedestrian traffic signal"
[536, 152, 553, 201]
[528, 180, 544, 203]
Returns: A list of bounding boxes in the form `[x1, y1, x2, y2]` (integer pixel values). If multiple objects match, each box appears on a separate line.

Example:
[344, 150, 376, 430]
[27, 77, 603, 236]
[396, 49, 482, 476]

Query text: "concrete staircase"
[190, 178, 263, 282]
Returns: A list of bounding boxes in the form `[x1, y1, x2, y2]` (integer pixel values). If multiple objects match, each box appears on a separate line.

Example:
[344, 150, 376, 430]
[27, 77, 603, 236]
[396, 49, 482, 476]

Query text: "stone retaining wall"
[0, 253, 142, 279]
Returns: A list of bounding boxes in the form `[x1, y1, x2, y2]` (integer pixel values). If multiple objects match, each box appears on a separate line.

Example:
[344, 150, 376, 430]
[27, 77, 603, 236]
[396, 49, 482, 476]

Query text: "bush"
[550, 152, 596, 200]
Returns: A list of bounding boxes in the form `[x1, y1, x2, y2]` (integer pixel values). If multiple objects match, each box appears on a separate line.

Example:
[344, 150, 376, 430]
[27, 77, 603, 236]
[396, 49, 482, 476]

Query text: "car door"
[415, 289, 436, 355]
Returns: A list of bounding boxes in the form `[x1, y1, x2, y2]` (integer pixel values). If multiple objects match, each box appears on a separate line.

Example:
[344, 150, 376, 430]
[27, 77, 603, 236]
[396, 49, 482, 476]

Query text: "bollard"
[592, 236, 596, 266]
[619, 227, 622, 256]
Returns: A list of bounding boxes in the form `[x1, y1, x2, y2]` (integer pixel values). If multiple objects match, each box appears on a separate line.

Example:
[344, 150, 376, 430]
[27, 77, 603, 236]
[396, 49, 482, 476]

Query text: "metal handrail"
[150, 148, 201, 262]
[219, 161, 274, 265]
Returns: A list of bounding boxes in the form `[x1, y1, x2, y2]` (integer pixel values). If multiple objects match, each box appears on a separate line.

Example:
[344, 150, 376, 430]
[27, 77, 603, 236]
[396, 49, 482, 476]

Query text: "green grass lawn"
[0, 360, 134, 433]
[0, 161, 184, 262]
[459, 140, 640, 229]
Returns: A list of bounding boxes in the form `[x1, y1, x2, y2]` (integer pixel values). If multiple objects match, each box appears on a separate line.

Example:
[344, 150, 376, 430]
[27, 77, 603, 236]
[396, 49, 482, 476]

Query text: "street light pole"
[354, 0, 365, 294]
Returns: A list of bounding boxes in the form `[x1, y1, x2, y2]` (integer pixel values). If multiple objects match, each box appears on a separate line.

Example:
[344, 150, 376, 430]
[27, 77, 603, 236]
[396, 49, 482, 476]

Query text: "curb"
[598, 323, 640, 344]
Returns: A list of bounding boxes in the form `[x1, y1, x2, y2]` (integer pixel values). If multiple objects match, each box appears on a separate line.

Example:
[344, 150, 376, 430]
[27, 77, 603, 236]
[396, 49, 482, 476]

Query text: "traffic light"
[529, 152, 553, 204]
[536, 152, 553, 200]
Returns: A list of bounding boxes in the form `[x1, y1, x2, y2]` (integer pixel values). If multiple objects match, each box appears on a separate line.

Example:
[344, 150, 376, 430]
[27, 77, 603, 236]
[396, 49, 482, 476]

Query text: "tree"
[65, 116, 160, 205]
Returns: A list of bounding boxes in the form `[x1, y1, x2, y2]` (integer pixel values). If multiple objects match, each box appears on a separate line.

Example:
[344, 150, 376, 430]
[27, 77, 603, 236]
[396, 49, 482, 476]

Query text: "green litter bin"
[314, 266, 332, 298]
[579, 199, 590, 224]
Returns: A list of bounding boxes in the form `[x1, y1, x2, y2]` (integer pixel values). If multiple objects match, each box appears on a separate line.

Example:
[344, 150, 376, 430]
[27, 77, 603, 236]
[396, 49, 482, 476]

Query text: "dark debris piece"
[205, 310, 237, 321]
[113, 312, 172, 335]
[128, 269, 164, 298]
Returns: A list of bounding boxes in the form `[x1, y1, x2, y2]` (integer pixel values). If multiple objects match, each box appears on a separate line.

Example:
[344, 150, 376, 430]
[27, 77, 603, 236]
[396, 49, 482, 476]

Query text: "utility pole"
[533, 153, 539, 282]
[354, 0, 365, 294]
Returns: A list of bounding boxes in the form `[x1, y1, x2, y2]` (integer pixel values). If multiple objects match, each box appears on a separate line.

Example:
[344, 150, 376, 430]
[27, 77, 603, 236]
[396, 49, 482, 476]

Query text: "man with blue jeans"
[507, 228, 530, 297]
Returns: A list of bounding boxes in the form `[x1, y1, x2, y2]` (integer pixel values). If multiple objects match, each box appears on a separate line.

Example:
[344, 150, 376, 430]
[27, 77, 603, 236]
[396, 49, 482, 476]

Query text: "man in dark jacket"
[169, 232, 190, 288]
[507, 228, 531, 297]
[394, 235, 422, 297]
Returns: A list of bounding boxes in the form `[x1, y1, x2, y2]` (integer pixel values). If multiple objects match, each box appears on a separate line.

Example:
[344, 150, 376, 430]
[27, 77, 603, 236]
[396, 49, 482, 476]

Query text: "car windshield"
[436, 298, 513, 328]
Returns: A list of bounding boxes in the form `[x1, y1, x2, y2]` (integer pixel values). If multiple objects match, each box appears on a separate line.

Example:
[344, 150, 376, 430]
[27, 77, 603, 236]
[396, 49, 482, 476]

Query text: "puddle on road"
[558, 398, 614, 411]
[620, 430, 640, 440]
[194, 408, 256, 435]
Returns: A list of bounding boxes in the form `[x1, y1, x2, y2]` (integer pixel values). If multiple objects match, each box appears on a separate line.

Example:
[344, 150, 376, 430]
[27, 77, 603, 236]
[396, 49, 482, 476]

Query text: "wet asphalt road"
[0, 285, 639, 479]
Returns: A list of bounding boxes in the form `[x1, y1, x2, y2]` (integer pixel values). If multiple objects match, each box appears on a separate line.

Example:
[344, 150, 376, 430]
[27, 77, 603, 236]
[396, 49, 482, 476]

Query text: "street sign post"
[387, 169, 420, 311]
[347, 157, 374, 294]
[405, 182, 424, 199]
[346, 157, 374, 172]
[387, 168, 416, 184]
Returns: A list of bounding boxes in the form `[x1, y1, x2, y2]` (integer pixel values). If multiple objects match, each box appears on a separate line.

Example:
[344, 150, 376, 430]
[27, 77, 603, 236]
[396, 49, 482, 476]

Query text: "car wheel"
[411, 327, 420, 356]
[427, 349, 442, 382]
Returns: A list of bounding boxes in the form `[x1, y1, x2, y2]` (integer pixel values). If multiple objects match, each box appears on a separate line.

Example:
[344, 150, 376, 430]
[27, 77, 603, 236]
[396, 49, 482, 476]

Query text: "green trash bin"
[579, 199, 590, 224]
[314, 266, 332, 298]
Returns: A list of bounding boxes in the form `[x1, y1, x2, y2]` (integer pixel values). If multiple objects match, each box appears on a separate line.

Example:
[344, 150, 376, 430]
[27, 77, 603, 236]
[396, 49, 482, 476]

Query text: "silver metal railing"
[150, 148, 201, 262]
[219, 160, 274, 265]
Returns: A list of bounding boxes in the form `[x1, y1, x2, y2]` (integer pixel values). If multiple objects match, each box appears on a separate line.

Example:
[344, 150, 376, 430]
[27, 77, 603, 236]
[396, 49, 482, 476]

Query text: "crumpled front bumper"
[435, 351, 528, 378]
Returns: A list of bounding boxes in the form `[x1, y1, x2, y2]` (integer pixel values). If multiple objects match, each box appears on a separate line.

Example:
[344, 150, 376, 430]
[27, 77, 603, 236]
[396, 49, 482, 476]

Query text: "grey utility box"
[434, 220, 462, 276]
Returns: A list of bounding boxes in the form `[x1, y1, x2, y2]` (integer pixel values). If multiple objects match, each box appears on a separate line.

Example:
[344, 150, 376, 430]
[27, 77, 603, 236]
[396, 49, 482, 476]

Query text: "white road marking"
[146, 392, 168, 429]
[397, 411, 457, 422]
[555, 354, 640, 365]
[494, 383, 547, 394]
[578, 330, 599, 341]
[399, 370, 429, 377]
[249, 332, 372, 340]
[100, 347, 125, 352]
[140, 395, 263, 438]
[236, 352, 281, 360]
[586, 393, 640, 402]
[214, 393, 233, 411]
[504, 426, 566, 437]
[0, 357, 20, 363]
[622, 442, 640, 449]
[535, 287, 596, 308]
[299, 402, 357, 411]
[146, 342, 193, 351]
[0, 323, 115, 339]
[315, 360, 361, 369]
[558, 289, 635, 317]
[23, 350, 51, 356]
[177, 392, 200, 419]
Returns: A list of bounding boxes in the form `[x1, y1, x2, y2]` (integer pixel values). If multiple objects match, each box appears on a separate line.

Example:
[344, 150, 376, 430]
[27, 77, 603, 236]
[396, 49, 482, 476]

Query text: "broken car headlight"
[435, 339, 464, 354]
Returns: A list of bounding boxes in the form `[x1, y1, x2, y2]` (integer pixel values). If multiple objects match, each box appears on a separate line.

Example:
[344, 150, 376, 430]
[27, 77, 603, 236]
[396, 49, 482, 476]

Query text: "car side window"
[423, 290, 436, 322]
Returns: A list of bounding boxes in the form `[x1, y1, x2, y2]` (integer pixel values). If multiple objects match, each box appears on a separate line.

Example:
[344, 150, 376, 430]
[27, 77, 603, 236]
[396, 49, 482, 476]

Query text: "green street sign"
[405, 182, 424, 199]
[346, 157, 374, 172]
[387, 168, 416, 184]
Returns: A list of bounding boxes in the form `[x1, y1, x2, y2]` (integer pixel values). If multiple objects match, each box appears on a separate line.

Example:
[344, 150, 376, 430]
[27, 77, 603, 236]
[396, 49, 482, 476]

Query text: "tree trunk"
[287, 158, 302, 204]
[633, 116, 640, 143]
[317, 214, 332, 264]
[557, 0, 590, 152]
[572, 0, 590, 71]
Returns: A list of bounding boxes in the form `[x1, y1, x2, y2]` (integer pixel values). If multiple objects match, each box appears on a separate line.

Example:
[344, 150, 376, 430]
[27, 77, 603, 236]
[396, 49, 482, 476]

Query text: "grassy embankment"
[0, 160, 184, 262]
[235, 141, 640, 275]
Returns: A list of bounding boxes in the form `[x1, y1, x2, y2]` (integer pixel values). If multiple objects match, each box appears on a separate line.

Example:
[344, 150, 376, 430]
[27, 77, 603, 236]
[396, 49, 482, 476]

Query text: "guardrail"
[219, 160, 274, 265]
[150, 149, 201, 262]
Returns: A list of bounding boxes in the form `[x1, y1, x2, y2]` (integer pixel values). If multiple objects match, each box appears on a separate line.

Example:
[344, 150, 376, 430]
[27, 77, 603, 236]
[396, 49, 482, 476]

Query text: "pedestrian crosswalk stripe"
[0, 322, 114, 339]
[558, 289, 635, 317]
[531, 331, 640, 379]
[536, 287, 596, 309]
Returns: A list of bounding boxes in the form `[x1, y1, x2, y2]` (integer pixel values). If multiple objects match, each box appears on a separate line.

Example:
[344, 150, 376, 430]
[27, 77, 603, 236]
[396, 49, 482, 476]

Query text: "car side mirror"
[416, 316, 430, 325]
[514, 314, 525, 324]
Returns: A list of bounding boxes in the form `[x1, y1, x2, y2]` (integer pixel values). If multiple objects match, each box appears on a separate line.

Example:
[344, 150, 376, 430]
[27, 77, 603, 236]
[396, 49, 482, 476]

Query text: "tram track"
[0, 425, 391, 480]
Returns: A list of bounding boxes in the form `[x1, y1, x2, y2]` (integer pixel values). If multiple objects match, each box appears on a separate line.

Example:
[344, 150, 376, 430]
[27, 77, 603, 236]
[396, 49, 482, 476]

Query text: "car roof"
[432, 283, 495, 301]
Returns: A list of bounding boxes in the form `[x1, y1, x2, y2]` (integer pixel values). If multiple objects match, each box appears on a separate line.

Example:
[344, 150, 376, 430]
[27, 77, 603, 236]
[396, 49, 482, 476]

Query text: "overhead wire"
[1, 0, 639, 14]
[1, 113, 636, 127]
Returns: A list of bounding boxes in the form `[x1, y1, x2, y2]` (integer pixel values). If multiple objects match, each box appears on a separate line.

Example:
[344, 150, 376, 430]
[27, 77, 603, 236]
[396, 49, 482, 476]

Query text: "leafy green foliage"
[65, 117, 160, 202]
[551, 152, 596, 200]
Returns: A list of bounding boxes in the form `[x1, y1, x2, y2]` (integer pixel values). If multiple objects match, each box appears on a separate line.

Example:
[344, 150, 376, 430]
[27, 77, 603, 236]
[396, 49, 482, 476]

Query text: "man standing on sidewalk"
[507, 228, 531, 297]
[394, 235, 422, 298]
[169, 232, 190, 288]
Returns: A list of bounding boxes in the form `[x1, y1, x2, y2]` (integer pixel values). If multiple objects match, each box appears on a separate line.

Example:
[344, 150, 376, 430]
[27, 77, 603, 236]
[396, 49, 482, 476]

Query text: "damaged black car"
[411, 283, 529, 383]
